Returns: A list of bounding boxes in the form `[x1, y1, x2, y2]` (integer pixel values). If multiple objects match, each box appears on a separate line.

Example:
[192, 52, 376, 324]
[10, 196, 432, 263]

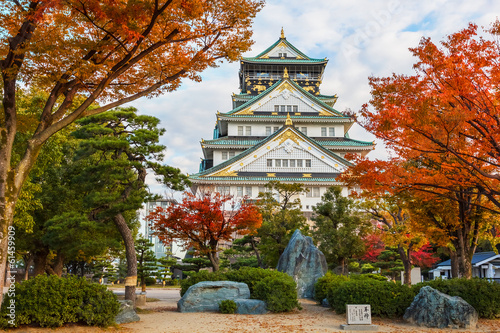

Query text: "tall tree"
[312, 186, 370, 274]
[70, 107, 189, 302]
[148, 192, 262, 271]
[0, 0, 263, 300]
[342, 22, 500, 278]
[256, 181, 309, 267]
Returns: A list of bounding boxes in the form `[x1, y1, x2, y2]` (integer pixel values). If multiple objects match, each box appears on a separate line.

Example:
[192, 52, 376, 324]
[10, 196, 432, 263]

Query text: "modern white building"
[189, 30, 374, 212]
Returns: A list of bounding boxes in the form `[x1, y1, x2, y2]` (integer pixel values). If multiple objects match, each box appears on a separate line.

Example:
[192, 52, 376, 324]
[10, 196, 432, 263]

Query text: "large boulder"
[234, 299, 268, 314]
[178, 281, 250, 313]
[276, 229, 328, 298]
[115, 300, 140, 324]
[404, 286, 478, 329]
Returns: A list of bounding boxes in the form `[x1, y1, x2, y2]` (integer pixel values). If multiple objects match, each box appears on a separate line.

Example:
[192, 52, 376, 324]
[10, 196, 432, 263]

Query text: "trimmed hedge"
[316, 272, 500, 319]
[180, 267, 300, 312]
[327, 279, 415, 318]
[416, 278, 500, 319]
[0, 274, 119, 328]
[219, 300, 237, 314]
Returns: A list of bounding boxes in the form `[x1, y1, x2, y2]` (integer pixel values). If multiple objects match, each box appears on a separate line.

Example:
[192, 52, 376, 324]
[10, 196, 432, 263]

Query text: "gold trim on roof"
[303, 174, 312, 178]
[283, 67, 289, 79]
[281, 27, 285, 39]
[276, 129, 302, 145]
[267, 173, 276, 177]
[285, 113, 293, 125]
[212, 166, 238, 177]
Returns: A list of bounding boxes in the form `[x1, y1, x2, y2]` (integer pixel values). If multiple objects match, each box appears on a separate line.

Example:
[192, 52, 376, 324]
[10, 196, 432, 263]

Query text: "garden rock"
[115, 300, 140, 324]
[277, 229, 328, 298]
[178, 281, 251, 312]
[234, 299, 268, 314]
[404, 286, 478, 329]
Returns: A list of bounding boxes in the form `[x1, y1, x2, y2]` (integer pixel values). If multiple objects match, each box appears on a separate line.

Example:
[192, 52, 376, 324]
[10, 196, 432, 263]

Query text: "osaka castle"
[189, 29, 374, 215]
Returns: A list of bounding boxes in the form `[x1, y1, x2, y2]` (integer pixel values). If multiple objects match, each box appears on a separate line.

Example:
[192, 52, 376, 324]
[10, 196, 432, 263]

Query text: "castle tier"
[189, 29, 374, 215]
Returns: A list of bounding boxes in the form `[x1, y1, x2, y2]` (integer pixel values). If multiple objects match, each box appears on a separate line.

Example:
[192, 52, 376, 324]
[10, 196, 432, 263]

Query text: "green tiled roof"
[190, 176, 341, 182]
[223, 78, 344, 117]
[317, 94, 338, 99]
[203, 136, 373, 147]
[242, 57, 327, 64]
[253, 37, 322, 61]
[193, 125, 353, 178]
[220, 114, 351, 120]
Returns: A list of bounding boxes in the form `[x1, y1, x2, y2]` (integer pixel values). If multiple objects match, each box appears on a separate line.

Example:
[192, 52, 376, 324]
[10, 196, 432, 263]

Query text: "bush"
[350, 273, 388, 282]
[0, 275, 119, 328]
[415, 278, 500, 319]
[313, 272, 349, 303]
[144, 276, 157, 286]
[219, 300, 237, 314]
[253, 275, 301, 312]
[328, 279, 415, 318]
[179, 267, 300, 312]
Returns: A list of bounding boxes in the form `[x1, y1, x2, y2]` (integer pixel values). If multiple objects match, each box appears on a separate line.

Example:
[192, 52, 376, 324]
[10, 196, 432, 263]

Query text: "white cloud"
[128, 0, 500, 194]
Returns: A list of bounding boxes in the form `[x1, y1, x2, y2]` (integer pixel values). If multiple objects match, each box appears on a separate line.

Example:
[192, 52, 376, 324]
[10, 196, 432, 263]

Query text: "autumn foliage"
[147, 192, 262, 271]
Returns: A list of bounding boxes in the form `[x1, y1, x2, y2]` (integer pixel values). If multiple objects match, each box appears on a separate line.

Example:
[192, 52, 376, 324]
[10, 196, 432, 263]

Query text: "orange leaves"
[146, 191, 262, 257]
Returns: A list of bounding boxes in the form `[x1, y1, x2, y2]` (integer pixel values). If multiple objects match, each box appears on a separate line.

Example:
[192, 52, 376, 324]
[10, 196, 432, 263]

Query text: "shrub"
[313, 272, 349, 303]
[144, 276, 157, 286]
[328, 279, 415, 318]
[219, 300, 237, 314]
[0, 275, 119, 328]
[415, 278, 500, 319]
[179, 267, 300, 312]
[253, 275, 301, 312]
[350, 273, 388, 282]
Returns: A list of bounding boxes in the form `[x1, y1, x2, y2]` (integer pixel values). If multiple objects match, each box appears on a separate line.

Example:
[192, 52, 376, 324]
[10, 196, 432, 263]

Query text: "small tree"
[312, 186, 370, 274]
[257, 181, 309, 267]
[156, 255, 177, 286]
[147, 192, 262, 271]
[135, 238, 158, 292]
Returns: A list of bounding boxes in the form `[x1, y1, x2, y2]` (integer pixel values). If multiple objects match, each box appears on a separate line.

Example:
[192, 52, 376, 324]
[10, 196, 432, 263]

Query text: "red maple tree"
[147, 192, 262, 271]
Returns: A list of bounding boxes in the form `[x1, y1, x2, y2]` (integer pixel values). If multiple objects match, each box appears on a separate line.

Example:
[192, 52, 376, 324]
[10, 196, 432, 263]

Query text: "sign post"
[340, 304, 379, 331]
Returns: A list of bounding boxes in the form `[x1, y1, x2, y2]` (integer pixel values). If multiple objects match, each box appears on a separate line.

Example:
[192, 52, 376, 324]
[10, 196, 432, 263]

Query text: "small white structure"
[341, 304, 378, 331]
[400, 267, 422, 285]
[430, 252, 500, 280]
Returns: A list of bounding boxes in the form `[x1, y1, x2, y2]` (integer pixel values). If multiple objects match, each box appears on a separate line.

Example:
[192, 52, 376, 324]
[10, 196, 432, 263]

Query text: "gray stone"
[276, 229, 328, 298]
[178, 281, 251, 313]
[321, 298, 330, 308]
[234, 299, 268, 314]
[135, 294, 146, 306]
[340, 324, 379, 331]
[404, 286, 478, 329]
[115, 300, 140, 324]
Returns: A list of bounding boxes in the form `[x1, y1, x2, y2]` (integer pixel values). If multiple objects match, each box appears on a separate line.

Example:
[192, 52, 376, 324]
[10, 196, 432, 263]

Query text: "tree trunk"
[33, 250, 49, 276]
[52, 253, 65, 277]
[397, 245, 412, 286]
[113, 213, 137, 305]
[23, 254, 33, 280]
[450, 250, 459, 278]
[250, 237, 264, 268]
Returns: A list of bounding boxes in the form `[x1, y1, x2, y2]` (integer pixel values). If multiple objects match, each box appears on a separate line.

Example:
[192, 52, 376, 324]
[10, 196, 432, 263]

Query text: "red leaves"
[146, 191, 262, 257]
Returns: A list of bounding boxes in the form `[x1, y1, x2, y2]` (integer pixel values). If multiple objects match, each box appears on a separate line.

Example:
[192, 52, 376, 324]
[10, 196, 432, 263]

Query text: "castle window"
[329, 127, 335, 137]
[287, 105, 292, 112]
[300, 127, 307, 135]
[246, 186, 252, 197]
[237, 186, 243, 197]
[274, 126, 279, 132]
[267, 159, 273, 167]
[321, 127, 327, 136]
[305, 159, 311, 167]
[266, 126, 271, 135]
[290, 159, 296, 167]
[280, 105, 286, 112]
[282, 159, 288, 167]
[238, 126, 243, 135]
[274, 105, 279, 112]
[245, 126, 251, 135]
[275, 159, 281, 167]
[293, 105, 298, 112]
[297, 160, 303, 167]
[229, 151, 235, 158]
[222, 152, 228, 160]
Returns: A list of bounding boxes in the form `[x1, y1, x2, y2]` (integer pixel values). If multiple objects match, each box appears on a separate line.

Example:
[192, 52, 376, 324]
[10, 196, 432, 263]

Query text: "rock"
[404, 286, 478, 329]
[234, 299, 268, 314]
[276, 229, 328, 298]
[178, 281, 251, 313]
[321, 298, 330, 308]
[115, 300, 140, 324]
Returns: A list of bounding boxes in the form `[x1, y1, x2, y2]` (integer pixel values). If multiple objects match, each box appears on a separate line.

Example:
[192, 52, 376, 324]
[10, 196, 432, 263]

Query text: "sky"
[128, 0, 500, 196]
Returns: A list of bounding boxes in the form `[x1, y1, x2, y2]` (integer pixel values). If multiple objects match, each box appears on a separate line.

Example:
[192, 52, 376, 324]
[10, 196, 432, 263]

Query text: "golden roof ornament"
[283, 67, 289, 79]
[285, 113, 293, 125]
[281, 27, 285, 39]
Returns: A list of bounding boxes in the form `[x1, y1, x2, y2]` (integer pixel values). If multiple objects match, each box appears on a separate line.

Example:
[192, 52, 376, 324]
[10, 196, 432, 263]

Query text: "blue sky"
[128, 0, 500, 196]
